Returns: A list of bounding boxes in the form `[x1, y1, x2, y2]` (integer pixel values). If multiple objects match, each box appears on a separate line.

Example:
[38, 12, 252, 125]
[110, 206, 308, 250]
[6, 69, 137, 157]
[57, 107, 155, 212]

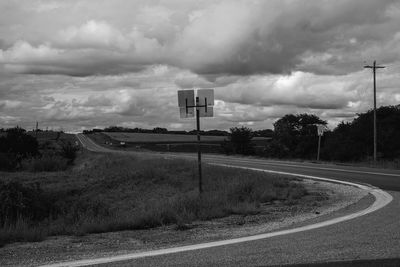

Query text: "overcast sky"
[1, 0, 400, 132]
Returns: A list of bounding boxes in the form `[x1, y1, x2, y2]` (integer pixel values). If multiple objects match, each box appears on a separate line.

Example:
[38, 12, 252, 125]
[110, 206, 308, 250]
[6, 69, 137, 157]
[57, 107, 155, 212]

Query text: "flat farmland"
[103, 132, 271, 144]
[104, 132, 225, 144]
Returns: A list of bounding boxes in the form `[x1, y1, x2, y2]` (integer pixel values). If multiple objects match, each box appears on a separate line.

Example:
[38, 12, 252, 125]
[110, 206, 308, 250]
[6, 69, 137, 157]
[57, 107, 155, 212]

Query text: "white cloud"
[58, 20, 131, 50]
[2, 41, 60, 63]
[0, 0, 400, 131]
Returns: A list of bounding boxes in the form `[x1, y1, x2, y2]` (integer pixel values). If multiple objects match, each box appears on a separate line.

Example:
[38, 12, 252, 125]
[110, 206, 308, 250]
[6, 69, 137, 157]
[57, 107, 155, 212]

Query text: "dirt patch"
[0, 179, 369, 267]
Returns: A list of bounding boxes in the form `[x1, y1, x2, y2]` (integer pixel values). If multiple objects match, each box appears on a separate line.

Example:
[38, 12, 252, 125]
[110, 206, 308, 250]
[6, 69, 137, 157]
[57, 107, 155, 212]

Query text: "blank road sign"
[178, 90, 195, 108]
[199, 106, 213, 117]
[316, 124, 327, 136]
[198, 89, 214, 106]
[180, 107, 195, 118]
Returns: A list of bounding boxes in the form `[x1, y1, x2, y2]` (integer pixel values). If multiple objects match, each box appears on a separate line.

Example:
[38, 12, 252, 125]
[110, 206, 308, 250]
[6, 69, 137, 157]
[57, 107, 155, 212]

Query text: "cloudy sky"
[1, 0, 400, 132]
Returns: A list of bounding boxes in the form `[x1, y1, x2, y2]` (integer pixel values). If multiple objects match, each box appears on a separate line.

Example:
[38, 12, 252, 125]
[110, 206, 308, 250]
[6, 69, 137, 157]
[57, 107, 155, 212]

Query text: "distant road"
[75, 133, 400, 266]
[76, 133, 400, 191]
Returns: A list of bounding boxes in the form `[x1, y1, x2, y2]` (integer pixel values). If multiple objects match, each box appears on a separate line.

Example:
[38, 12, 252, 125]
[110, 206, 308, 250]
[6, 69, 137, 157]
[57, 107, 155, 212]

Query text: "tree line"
[227, 105, 400, 162]
[0, 128, 79, 171]
[83, 126, 273, 137]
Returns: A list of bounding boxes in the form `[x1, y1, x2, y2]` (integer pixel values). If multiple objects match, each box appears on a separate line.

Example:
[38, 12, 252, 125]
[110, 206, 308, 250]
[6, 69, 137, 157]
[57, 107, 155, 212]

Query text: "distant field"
[104, 132, 270, 144]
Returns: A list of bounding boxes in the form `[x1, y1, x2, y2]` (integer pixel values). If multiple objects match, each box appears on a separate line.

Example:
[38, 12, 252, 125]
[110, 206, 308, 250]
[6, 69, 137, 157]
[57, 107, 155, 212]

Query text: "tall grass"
[0, 153, 308, 246]
[22, 155, 68, 172]
[0, 218, 47, 247]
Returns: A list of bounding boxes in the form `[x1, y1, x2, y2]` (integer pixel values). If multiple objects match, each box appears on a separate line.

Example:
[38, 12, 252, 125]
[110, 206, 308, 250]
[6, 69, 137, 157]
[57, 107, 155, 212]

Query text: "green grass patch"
[0, 152, 308, 246]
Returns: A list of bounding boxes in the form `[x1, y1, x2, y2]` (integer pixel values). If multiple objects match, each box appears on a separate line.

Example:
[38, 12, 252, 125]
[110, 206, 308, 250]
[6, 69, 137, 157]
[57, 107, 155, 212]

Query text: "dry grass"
[22, 155, 69, 172]
[0, 218, 47, 247]
[0, 152, 308, 246]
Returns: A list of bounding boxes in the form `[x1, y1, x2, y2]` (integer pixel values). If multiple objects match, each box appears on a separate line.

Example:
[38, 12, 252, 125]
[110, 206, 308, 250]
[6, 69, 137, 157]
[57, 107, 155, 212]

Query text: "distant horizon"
[4, 102, 400, 134]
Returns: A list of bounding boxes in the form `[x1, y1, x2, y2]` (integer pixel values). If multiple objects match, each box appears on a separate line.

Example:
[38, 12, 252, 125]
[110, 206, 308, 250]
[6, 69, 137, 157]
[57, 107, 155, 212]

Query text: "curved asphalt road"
[76, 134, 400, 266]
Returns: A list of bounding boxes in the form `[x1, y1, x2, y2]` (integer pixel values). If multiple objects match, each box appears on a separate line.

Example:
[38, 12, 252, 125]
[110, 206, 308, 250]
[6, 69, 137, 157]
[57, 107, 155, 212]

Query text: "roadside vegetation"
[83, 105, 400, 168]
[263, 105, 400, 167]
[0, 152, 308, 247]
[0, 127, 79, 172]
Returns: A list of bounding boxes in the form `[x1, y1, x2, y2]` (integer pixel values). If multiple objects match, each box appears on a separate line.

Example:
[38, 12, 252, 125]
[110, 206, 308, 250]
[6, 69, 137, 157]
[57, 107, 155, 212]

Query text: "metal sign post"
[195, 96, 202, 193]
[178, 89, 214, 195]
[316, 124, 327, 161]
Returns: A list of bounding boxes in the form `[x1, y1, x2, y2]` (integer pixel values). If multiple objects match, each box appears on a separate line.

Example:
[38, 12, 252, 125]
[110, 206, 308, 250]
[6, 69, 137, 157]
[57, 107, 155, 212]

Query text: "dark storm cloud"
[1, 0, 399, 77]
[0, 0, 399, 131]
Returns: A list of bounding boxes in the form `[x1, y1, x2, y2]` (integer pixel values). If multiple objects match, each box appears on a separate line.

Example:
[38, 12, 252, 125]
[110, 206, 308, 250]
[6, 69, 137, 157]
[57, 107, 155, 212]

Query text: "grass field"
[0, 151, 309, 247]
[103, 132, 270, 144]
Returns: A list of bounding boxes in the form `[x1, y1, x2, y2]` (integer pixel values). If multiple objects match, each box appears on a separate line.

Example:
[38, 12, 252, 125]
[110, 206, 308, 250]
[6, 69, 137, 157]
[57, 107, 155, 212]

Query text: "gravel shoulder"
[0, 178, 371, 267]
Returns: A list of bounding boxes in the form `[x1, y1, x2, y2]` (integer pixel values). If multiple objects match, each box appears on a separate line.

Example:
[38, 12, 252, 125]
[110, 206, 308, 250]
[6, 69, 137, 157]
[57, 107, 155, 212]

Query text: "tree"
[321, 122, 364, 161]
[253, 129, 273, 138]
[0, 127, 38, 158]
[322, 105, 400, 161]
[228, 126, 254, 155]
[271, 114, 327, 158]
[152, 127, 168, 134]
[0, 127, 39, 170]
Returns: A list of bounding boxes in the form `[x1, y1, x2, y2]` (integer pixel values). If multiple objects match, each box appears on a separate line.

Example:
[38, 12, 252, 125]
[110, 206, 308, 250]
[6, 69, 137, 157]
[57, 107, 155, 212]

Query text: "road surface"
[74, 134, 400, 266]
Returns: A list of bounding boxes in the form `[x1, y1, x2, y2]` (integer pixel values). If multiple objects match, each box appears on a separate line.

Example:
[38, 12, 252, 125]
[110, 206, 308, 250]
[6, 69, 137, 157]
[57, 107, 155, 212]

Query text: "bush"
[0, 127, 39, 170]
[228, 126, 254, 155]
[0, 181, 54, 226]
[60, 141, 79, 164]
[23, 155, 68, 172]
[0, 153, 19, 171]
[0, 127, 38, 159]
[263, 140, 290, 158]
[220, 139, 235, 155]
[0, 218, 47, 247]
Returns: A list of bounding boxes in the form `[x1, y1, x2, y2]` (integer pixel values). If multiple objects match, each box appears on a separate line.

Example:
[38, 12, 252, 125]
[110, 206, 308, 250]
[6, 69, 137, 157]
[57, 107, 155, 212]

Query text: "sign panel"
[180, 107, 195, 118]
[178, 90, 195, 108]
[197, 89, 214, 106]
[199, 106, 213, 117]
[316, 124, 328, 136]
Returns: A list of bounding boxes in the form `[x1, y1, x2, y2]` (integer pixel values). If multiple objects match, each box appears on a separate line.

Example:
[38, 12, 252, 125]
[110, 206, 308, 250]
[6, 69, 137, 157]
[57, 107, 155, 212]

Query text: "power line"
[364, 60, 385, 162]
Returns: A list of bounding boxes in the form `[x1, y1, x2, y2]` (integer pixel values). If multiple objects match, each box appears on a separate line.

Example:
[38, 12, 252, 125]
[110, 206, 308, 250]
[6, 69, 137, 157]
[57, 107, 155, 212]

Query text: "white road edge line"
[170, 153, 400, 177]
[40, 157, 393, 267]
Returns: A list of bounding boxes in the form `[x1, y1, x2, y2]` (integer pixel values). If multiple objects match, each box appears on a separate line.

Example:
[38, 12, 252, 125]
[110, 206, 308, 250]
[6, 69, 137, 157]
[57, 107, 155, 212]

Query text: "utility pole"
[35, 121, 39, 138]
[364, 61, 385, 162]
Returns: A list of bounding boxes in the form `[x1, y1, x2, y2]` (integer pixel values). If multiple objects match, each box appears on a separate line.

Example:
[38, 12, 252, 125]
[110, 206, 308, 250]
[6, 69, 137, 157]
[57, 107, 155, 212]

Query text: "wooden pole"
[364, 61, 385, 162]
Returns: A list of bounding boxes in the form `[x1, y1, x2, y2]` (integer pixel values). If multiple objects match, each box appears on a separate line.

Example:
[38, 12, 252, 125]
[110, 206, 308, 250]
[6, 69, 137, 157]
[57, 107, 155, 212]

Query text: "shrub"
[0, 218, 47, 247]
[0, 127, 39, 158]
[0, 153, 19, 171]
[60, 141, 79, 164]
[220, 140, 235, 155]
[0, 181, 54, 226]
[23, 155, 68, 172]
[0, 127, 39, 170]
[228, 126, 254, 155]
